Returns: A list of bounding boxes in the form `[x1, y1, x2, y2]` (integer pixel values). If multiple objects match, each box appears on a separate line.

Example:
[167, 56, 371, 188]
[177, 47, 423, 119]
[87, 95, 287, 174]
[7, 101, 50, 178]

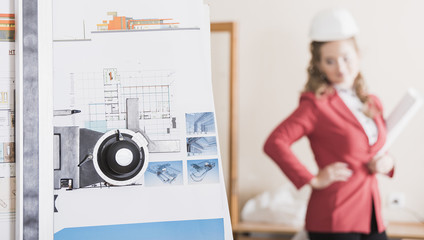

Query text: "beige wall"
[207, 0, 424, 223]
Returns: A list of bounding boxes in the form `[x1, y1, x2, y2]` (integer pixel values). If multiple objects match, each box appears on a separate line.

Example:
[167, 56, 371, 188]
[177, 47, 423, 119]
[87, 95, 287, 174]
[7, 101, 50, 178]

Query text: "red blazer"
[264, 91, 390, 234]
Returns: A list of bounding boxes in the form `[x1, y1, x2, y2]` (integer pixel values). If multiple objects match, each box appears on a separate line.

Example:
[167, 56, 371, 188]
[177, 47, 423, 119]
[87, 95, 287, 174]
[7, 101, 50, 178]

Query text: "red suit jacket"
[264, 91, 389, 234]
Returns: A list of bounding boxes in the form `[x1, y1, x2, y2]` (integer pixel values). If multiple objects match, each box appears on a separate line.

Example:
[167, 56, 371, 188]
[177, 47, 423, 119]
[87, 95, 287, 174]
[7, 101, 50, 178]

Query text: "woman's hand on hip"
[309, 162, 353, 190]
[367, 153, 394, 175]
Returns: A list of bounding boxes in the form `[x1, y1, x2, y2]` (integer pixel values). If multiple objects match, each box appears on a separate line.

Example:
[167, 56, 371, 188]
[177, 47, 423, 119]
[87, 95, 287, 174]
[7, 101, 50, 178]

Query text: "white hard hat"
[309, 8, 359, 41]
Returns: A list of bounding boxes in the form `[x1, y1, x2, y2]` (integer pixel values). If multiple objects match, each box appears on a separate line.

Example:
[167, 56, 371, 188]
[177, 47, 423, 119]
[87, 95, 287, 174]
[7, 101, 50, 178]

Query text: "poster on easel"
[52, 0, 232, 239]
[0, 0, 16, 239]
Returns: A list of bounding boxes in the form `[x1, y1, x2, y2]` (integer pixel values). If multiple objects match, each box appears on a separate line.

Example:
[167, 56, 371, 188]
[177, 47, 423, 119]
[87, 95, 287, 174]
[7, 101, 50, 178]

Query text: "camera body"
[53, 127, 149, 190]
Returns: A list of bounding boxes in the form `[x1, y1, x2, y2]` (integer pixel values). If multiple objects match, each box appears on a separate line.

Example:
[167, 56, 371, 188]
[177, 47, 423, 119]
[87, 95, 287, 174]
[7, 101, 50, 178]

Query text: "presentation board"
[0, 0, 16, 239]
[52, 0, 232, 239]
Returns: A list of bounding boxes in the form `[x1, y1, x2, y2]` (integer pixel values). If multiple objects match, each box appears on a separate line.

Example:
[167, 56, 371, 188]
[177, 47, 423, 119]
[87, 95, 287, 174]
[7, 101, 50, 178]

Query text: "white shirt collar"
[333, 84, 354, 93]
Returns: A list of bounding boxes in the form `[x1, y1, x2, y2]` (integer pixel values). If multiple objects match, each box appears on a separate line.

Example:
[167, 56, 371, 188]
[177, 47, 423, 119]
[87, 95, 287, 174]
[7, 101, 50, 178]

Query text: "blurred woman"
[264, 8, 394, 240]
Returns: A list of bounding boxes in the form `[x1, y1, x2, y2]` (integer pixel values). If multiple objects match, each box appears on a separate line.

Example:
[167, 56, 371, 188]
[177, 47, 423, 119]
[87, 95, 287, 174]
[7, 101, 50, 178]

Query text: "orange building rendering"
[96, 12, 179, 31]
[108, 16, 128, 30]
[0, 13, 15, 41]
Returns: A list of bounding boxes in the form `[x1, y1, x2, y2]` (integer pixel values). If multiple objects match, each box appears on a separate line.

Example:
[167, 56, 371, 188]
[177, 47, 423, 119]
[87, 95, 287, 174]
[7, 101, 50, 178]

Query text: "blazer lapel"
[329, 92, 387, 154]
[329, 92, 363, 131]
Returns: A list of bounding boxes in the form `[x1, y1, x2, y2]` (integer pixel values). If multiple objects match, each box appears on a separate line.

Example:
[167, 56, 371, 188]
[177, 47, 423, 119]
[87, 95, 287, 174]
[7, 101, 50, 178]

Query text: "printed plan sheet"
[53, 0, 232, 239]
[0, 0, 16, 239]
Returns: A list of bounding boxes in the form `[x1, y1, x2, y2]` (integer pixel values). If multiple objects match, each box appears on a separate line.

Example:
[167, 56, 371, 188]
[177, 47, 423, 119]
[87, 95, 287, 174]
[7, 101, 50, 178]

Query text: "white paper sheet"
[52, 1, 232, 239]
[377, 88, 424, 157]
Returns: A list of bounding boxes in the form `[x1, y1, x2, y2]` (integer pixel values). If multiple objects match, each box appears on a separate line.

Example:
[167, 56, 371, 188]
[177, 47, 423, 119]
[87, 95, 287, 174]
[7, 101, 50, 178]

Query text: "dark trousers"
[308, 203, 388, 240]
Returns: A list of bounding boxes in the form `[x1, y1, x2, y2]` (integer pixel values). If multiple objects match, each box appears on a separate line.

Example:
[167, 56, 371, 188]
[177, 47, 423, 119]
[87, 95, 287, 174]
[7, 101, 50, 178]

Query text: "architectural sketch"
[0, 78, 14, 108]
[0, 76, 15, 142]
[0, 162, 14, 177]
[96, 12, 179, 31]
[0, 177, 15, 214]
[53, 3, 201, 42]
[188, 159, 219, 184]
[145, 161, 182, 186]
[73, 69, 179, 140]
[0, 142, 14, 162]
[0, 13, 15, 42]
[186, 137, 217, 156]
[185, 112, 215, 135]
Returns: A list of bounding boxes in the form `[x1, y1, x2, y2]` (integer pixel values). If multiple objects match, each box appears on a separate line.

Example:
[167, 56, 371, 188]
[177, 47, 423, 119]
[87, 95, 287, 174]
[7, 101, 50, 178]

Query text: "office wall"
[207, 0, 424, 223]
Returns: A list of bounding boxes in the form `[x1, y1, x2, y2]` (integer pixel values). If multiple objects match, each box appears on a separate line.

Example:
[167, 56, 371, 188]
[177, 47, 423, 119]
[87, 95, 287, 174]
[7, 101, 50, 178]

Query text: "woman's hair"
[304, 38, 379, 117]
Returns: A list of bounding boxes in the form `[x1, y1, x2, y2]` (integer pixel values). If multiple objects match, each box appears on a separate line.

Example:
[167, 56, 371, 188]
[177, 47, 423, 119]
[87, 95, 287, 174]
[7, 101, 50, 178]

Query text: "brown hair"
[304, 38, 379, 117]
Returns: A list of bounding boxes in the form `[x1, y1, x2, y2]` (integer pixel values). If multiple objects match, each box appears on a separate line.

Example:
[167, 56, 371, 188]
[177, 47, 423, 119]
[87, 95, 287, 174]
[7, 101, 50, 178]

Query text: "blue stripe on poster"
[54, 218, 224, 240]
